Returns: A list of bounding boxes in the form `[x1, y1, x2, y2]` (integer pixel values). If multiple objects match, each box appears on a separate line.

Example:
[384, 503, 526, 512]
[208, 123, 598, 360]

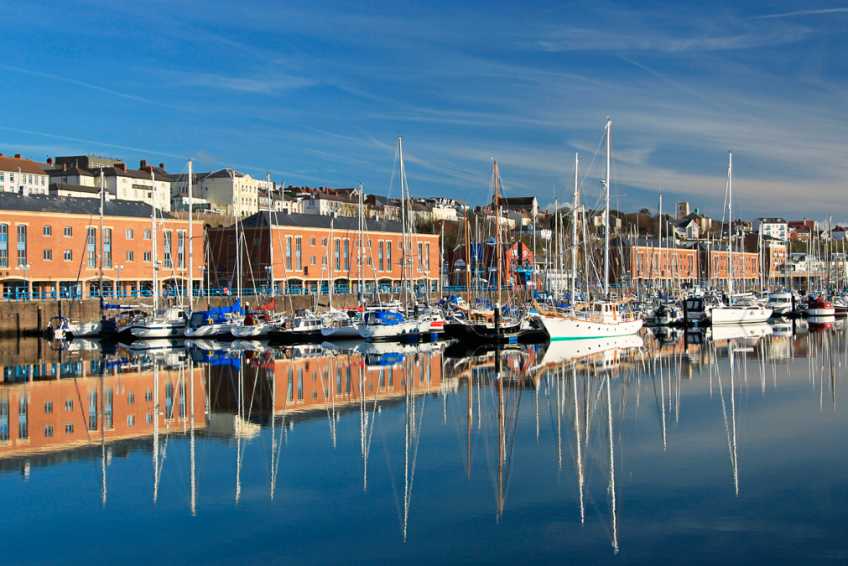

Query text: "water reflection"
[0, 322, 847, 561]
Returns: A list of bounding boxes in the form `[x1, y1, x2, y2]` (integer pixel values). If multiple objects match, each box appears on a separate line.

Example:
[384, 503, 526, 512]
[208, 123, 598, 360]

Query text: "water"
[1, 324, 847, 565]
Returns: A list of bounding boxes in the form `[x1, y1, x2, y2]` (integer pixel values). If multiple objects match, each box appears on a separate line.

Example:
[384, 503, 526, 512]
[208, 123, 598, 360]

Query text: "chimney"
[46, 157, 53, 166]
[14, 153, 21, 159]
[139, 159, 147, 169]
[158, 162, 165, 170]
[116, 162, 126, 172]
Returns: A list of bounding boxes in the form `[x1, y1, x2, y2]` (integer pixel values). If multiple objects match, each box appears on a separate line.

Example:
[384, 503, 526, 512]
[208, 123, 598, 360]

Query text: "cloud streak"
[753, 7, 848, 19]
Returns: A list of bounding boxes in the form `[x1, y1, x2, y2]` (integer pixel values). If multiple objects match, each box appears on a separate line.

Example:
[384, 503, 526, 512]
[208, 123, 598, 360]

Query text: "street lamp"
[21, 263, 30, 300]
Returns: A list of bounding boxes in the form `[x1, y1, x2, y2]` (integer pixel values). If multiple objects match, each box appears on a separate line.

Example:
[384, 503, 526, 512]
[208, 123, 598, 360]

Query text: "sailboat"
[537, 119, 643, 341]
[709, 152, 772, 325]
[322, 195, 363, 339]
[130, 168, 188, 338]
[444, 160, 522, 344]
[358, 138, 420, 342]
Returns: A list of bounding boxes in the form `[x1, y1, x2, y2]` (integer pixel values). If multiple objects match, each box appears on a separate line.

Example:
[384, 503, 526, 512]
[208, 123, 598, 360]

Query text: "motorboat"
[358, 308, 420, 342]
[46, 316, 102, 340]
[320, 309, 361, 340]
[807, 295, 835, 317]
[273, 310, 324, 342]
[538, 301, 643, 342]
[767, 291, 795, 316]
[129, 307, 188, 339]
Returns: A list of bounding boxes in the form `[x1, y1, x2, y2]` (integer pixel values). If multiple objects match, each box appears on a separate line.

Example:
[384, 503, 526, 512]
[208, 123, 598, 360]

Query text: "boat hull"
[710, 306, 773, 326]
[538, 315, 643, 341]
[130, 323, 186, 339]
[358, 322, 420, 342]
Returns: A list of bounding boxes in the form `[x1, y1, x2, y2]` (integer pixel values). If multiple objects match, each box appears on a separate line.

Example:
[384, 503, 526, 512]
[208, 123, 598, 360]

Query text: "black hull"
[444, 321, 523, 345]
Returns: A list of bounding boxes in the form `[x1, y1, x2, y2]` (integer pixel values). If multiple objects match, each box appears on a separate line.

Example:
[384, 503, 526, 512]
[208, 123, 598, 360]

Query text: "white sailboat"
[538, 119, 643, 341]
[710, 152, 772, 326]
[130, 172, 188, 338]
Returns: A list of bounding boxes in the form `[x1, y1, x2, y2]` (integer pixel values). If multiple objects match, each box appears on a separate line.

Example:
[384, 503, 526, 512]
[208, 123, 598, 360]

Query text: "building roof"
[237, 211, 417, 235]
[0, 154, 48, 175]
[0, 193, 176, 219]
[497, 196, 537, 208]
[100, 165, 170, 181]
[759, 217, 787, 223]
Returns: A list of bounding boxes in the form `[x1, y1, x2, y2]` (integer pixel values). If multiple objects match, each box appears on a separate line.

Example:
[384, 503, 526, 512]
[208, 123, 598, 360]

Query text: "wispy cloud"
[167, 71, 316, 94]
[753, 7, 848, 19]
[0, 63, 156, 105]
[532, 25, 811, 53]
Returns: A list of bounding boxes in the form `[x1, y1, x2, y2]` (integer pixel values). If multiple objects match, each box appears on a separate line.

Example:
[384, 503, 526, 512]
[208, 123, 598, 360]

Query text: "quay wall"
[0, 294, 390, 337]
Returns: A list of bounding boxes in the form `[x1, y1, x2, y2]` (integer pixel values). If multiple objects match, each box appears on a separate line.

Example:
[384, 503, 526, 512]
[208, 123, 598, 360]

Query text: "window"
[310, 238, 317, 246]
[285, 236, 292, 271]
[103, 228, 112, 268]
[143, 229, 151, 240]
[145, 389, 153, 402]
[343, 239, 350, 271]
[163, 230, 173, 268]
[297, 368, 304, 401]
[143, 251, 151, 262]
[64, 249, 72, 261]
[65, 423, 74, 434]
[64, 399, 73, 412]
[125, 228, 134, 240]
[44, 401, 53, 414]
[127, 415, 135, 427]
[43, 225, 52, 236]
[128, 392, 135, 405]
[425, 242, 430, 271]
[387, 241, 392, 270]
[334, 239, 340, 271]
[63, 226, 72, 237]
[378, 241, 384, 271]
[86, 227, 96, 268]
[418, 242, 424, 271]
[310, 255, 316, 265]
[104, 389, 113, 430]
[295, 236, 302, 270]
[0, 224, 7, 268]
[127, 250, 134, 262]
[177, 231, 185, 269]
[18, 396, 28, 439]
[44, 425, 54, 438]
[16, 224, 27, 266]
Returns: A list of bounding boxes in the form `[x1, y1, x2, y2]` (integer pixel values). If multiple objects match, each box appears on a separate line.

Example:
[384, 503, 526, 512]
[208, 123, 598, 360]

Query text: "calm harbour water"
[1, 324, 846, 565]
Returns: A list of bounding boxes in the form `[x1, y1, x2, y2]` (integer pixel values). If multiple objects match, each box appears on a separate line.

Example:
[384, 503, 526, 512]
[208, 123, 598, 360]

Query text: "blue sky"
[2, 0, 846, 218]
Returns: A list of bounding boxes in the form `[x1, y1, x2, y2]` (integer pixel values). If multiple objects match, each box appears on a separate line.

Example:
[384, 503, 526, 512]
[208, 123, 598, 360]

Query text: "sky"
[1, 0, 847, 219]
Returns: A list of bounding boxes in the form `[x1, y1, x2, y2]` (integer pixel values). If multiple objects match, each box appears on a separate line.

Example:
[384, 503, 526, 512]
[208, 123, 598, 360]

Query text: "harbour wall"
[0, 294, 387, 337]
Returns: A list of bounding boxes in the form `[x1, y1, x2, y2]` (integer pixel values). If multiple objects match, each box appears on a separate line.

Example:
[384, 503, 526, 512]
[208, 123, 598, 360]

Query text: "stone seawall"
[0, 294, 399, 337]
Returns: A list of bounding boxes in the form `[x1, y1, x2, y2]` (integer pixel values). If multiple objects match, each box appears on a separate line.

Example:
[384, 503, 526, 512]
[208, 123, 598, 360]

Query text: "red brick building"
[208, 212, 440, 295]
[0, 193, 204, 299]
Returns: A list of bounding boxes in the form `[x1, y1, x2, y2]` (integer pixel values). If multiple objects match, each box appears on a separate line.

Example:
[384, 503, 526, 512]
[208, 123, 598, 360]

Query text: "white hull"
[539, 315, 643, 342]
[130, 323, 186, 338]
[230, 323, 274, 338]
[709, 323, 772, 341]
[71, 321, 102, 337]
[321, 325, 361, 339]
[358, 321, 420, 341]
[185, 322, 237, 338]
[808, 308, 835, 317]
[710, 306, 773, 325]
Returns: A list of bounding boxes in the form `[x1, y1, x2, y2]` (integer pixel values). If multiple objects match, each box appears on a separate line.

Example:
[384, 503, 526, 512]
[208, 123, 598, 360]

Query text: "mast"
[151, 171, 159, 313]
[494, 161, 503, 312]
[604, 118, 612, 299]
[554, 198, 559, 299]
[727, 152, 734, 299]
[464, 213, 471, 307]
[398, 137, 410, 312]
[571, 154, 580, 309]
[98, 168, 105, 311]
[328, 215, 334, 309]
[188, 160, 194, 310]
[267, 173, 274, 297]
[358, 184, 364, 305]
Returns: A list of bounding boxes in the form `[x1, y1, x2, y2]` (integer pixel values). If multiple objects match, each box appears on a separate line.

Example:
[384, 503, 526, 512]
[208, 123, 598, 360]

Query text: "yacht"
[539, 302, 643, 341]
[358, 308, 420, 342]
[320, 309, 361, 340]
[767, 291, 795, 316]
[129, 307, 188, 338]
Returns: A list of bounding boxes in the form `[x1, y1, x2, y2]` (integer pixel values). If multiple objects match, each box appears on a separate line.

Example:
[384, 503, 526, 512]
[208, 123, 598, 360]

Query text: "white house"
[99, 161, 172, 212]
[757, 217, 788, 242]
[0, 154, 49, 196]
[171, 168, 275, 217]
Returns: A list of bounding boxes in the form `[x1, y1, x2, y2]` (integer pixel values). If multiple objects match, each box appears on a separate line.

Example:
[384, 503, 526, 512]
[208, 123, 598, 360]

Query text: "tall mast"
[727, 152, 734, 298]
[328, 215, 334, 309]
[604, 118, 612, 299]
[464, 213, 471, 307]
[358, 184, 364, 305]
[267, 173, 274, 297]
[188, 160, 194, 310]
[571, 154, 580, 309]
[99, 168, 105, 310]
[398, 137, 410, 311]
[151, 170, 159, 313]
[494, 160, 503, 311]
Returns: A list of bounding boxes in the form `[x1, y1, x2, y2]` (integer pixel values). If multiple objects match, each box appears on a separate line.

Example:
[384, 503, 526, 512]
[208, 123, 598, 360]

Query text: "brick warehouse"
[207, 212, 440, 295]
[0, 193, 204, 299]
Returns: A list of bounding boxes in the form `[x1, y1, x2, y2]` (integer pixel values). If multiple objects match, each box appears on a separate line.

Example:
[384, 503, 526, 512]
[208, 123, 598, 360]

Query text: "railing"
[1, 283, 440, 302]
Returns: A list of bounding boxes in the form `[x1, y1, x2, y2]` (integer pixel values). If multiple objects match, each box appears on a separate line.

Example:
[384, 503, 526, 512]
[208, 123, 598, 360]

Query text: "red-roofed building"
[0, 153, 49, 196]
